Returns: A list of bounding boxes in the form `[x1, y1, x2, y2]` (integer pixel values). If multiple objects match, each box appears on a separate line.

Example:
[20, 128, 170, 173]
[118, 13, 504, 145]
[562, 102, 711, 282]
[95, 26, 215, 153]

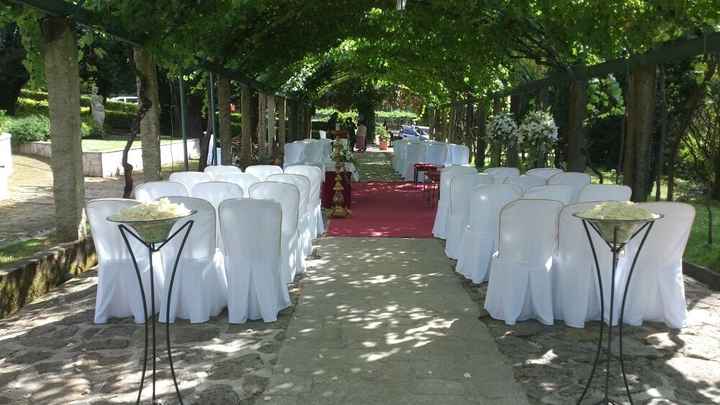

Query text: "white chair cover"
[160, 197, 227, 323]
[169, 171, 211, 194]
[190, 181, 244, 250]
[214, 172, 260, 193]
[284, 165, 324, 237]
[503, 175, 547, 192]
[303, 141, 325, 164]
[402, 142, 426, 180]
[527, 168, 563, 180]
[552, 202, 610, 328]
[524, 185, 575, 205]
[484, 167, 520, 179]
[250, 181, 302, 283]
[204, 165, 242, 179]
[432, 166, 477, 239]
[88, 198, 159, 324]
[577, 184, 632, 202]
[245, 165, 283, 181]
[268, 173, 313, 258]
[484, 199, 564, 325]
[618, 202, 695, 328]
[425, 142, 448, 166]
[456, 184, 522, 283]
[547, 172, 591, 202]
[450, 144, 470, 165]
[284, 142, 306, 167]
[134, 181, 188, 202]
[220, 199, 291, 323]
[445, 173, 494, 259]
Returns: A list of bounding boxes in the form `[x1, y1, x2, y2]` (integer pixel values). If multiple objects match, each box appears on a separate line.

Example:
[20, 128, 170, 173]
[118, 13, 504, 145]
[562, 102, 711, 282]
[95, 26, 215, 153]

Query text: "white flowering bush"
[518, 110, 558, 148]
[111, 198, 191, 222]
[486, 112, 518, 144]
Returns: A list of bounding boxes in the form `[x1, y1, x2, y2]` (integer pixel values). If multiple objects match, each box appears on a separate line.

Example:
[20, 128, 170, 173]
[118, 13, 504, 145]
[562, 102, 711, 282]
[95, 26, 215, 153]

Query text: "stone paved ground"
[262, 237, 529, 405]
[459, 273, 720, 404]
[0, 268, 303, 405]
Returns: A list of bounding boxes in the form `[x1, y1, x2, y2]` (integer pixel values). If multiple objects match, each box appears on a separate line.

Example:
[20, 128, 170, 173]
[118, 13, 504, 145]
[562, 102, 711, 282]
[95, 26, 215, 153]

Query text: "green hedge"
[313, 108, 418, 126]
[3, 114, 50, 144]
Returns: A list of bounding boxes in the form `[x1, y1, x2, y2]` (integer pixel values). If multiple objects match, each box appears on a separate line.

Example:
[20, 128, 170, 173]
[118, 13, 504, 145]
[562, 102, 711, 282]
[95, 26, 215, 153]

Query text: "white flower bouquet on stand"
[518, 110, 558, 168]
[486, 112, 518, 165]
[109, 198, 194, 243]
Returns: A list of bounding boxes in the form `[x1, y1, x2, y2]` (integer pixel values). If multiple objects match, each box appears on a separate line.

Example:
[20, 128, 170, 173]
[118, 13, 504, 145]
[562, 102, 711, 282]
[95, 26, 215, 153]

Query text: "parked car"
[399, 125, 429, 141]
[108, 96, 138, 104]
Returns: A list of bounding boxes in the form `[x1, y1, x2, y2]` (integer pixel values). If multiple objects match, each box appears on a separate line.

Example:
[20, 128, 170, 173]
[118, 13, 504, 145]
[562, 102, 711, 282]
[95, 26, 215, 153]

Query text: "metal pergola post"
[178, 76, 190, 171]
[207, 72, 218, 165]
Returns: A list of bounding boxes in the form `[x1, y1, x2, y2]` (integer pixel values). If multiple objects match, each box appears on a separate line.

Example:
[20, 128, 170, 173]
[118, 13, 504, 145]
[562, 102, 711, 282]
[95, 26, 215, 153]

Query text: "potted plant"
[377, 125, 390, 150]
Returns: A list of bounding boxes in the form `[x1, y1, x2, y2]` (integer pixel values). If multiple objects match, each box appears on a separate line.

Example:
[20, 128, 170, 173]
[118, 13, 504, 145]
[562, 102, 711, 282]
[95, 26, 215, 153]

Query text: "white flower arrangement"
[578, 201, 660, 243]
[112, 198, 191, 222]
[486, 112, 518, 144]
[518, 110, 558, 148]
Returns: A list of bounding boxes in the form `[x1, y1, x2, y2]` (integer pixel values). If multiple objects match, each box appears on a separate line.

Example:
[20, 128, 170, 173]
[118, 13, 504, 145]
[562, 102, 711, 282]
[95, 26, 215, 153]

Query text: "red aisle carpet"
[326, 182, 436, 238]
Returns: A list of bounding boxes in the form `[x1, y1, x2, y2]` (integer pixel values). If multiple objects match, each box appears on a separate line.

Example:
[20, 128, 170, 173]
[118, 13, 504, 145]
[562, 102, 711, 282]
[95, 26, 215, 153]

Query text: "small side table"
[414, 163, 438, 185]
[573, 213, 661, 405]
[109, 213, 195, 405]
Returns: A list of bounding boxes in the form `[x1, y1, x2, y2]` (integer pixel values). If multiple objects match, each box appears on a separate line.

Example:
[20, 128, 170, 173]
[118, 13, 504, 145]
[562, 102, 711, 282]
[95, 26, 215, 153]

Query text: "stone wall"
[0, 238, 96, 318]
[16, 139, 200, 177]
[0, 133, 11, 200]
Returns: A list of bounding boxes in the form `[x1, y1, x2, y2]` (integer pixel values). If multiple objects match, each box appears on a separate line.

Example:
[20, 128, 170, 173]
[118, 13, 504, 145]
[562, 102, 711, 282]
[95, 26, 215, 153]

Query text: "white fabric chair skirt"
[220, 199, 290, 323]
[160, 197, 227, 323]
[456, 184, 522, 284]
[445, 174, 494, 259]
[617, 202, 694, 329]
[134, 181, 188, 202]
[484, 199, 564, 326]
[432, 166, 477, 239]
[88, 199, 162, 324]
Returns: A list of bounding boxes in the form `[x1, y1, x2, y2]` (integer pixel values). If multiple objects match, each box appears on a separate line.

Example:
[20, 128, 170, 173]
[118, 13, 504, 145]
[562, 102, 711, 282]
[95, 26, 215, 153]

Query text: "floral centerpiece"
[576, 201, 660, 244]
[108, 198, 194, 243]
[518, 110, 558, 168]
[486, 112, 519, 144]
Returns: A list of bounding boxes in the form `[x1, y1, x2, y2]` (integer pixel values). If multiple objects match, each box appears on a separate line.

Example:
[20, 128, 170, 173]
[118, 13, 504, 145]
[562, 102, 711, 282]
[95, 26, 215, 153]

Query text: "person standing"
[356, 120, 367, 152]
[345, 117, 357, 151]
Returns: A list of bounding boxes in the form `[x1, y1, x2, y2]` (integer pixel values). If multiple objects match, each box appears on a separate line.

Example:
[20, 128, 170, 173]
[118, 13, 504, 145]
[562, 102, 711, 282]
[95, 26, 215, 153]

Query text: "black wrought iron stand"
[576, 218, 657, 405]
[118, 221, 194, 405]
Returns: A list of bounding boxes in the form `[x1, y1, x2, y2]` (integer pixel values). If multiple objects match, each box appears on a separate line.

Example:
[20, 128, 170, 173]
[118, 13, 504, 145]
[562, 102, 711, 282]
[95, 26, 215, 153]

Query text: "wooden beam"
[494, 31, 720, 98]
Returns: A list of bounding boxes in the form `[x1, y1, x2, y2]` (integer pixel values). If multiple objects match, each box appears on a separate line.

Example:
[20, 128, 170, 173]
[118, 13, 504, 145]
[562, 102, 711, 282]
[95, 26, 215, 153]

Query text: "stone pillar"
[41, 16, 85, 242]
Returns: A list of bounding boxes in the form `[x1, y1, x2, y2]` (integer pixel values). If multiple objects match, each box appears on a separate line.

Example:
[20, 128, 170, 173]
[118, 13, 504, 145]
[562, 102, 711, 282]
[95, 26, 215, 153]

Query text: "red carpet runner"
[326, 182, 436, 238]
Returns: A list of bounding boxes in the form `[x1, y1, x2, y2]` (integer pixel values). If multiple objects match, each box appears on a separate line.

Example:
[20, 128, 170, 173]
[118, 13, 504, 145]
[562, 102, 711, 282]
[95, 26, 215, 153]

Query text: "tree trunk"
[257, 93, 267, 155]
[490, 98, 502, 166]
[287, 99, 297, 142]
[267, 94, 276, 158]
[624, 63, 657, 202]
[277, 97, 287, 158]
[475, 102, 487, 169]
[567, 79, 588, 172]
[133, 48, 161, 181]
[239, 85, 252, 166]
[217, 75, 233, 165]
[655, 67, 668, 201]
[40, 16, 85, 242]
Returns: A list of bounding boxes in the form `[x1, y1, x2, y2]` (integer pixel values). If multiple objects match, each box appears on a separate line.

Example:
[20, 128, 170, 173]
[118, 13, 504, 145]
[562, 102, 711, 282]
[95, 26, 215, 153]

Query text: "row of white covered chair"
[391, 140, 471, 180]
[283, 139, 333, 168]
[90, 165, 326, 325]
[88, 196, 289, 325]
[481, 200, 694, 330]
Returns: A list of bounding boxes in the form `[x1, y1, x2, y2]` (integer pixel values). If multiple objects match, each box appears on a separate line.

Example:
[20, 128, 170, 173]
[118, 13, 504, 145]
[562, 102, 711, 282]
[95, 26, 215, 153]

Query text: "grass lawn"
[81, 138, 176, 152]
[0, 237, 56, 267]
[685, 203, 720, 272]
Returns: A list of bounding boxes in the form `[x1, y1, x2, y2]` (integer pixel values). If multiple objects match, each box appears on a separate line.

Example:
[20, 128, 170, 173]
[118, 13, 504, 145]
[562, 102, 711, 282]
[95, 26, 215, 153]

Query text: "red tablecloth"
[322, 171, 352, 209]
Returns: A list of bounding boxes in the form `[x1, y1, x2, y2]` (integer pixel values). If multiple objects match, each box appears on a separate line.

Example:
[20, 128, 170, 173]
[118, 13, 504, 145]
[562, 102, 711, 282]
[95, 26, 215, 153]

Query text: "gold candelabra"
[329, 142, 351, 218]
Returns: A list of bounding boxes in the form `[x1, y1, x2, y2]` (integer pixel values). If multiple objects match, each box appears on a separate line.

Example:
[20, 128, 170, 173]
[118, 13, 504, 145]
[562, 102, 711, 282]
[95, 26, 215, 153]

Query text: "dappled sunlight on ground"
[263, 237, 528, 405]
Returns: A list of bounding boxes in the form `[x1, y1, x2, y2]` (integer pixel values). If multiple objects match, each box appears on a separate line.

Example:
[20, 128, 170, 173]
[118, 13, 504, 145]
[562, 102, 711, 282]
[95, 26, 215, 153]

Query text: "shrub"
[4, 114, 51, 144]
